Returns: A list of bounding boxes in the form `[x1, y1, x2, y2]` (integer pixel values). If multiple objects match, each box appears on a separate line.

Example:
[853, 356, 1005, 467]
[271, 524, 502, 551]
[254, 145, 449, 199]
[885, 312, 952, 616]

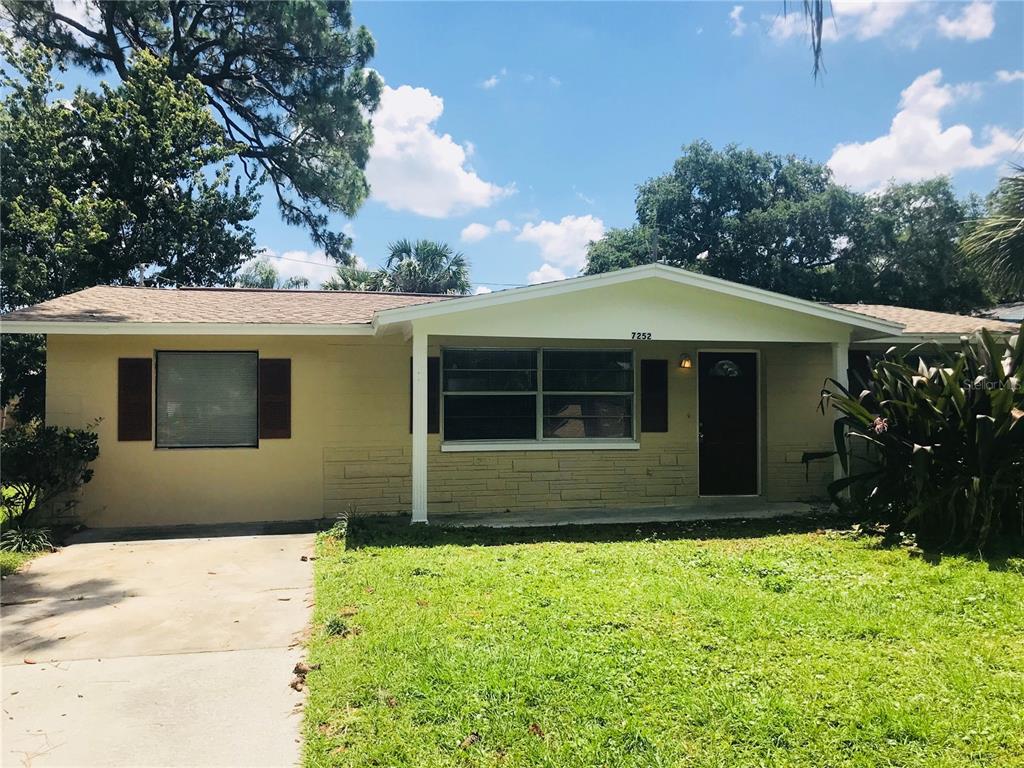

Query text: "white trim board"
[0, 321, 376, 336]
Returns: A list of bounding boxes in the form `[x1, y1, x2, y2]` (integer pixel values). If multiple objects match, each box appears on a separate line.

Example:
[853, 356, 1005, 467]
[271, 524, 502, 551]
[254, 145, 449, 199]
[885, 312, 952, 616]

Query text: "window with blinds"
[156, 352, 258, 448]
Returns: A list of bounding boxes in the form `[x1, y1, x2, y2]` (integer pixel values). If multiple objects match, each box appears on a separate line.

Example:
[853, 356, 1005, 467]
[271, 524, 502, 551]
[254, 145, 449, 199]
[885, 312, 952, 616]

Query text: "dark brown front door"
[698, 351, 758, 495]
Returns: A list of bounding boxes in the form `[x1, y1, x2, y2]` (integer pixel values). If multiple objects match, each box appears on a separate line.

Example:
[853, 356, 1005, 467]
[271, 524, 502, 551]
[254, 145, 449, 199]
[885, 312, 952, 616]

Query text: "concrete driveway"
[1, 530, 315, 767]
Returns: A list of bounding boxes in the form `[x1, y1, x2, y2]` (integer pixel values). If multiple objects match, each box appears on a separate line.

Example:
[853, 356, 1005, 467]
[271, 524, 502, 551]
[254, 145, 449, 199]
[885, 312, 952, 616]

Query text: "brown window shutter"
[409, 356, 440, 434]
[259, 359, 291, 439]
[118, 358, 152, 441]
[640, 359, 669, 433]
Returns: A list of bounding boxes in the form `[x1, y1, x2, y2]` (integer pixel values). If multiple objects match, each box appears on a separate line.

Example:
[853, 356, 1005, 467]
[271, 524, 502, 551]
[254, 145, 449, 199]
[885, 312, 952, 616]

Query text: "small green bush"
[1, 419, 99, 550]
[821, 328, 1024, 551]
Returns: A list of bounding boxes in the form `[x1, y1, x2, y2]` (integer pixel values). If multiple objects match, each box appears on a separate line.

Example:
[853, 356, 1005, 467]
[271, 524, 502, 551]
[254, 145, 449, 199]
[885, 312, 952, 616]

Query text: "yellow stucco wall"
[45, 334, 836, 527]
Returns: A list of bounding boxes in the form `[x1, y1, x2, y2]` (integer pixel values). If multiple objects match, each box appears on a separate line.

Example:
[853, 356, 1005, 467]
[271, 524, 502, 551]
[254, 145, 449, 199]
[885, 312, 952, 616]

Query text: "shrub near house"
[0, 420, 99, 552]
[823, 328, 1024, 551]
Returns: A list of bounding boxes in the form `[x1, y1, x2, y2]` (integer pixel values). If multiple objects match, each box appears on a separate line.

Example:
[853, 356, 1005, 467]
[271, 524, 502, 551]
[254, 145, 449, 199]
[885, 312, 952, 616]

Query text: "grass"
[304, 515, 1024, 768]
[0, 549, 37, 576]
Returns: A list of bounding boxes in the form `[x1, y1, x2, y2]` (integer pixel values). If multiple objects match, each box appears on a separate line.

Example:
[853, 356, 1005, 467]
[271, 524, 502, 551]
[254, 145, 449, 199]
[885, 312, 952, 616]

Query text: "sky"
[49, 1, 1024, 292]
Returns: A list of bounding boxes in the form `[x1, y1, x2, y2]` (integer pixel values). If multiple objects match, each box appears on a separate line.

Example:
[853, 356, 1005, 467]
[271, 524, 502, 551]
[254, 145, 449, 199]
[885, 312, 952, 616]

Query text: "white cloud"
[937, 0, 995, 40]
[517, 215, 605, 271]
[366, 84, 513, 218]
[460, 219, 514, 243]
[730, 6, 746, 36]
[766, 11, 806, 41]
[830, 1, 915, 40]
[996, 69, 1024, 83]
[481, 67, 507, 89]
[517, 214, 605, 285]
[473, 286, 493, 295]
[828, 69, 1019, 190]
[549, 76, 562, 87]
[766, 1, 995, 46]
[460, 223, 492, 243]
[527, 264, 568, 285]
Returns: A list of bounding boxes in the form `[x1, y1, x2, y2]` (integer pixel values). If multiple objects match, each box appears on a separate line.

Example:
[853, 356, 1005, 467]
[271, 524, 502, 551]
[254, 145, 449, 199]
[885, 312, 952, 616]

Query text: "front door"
[698, 351, 758, 495]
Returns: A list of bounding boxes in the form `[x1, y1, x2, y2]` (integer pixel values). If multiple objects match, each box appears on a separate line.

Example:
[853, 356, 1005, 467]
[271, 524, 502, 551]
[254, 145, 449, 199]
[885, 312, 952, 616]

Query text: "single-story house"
[1, 264, 1016, 528]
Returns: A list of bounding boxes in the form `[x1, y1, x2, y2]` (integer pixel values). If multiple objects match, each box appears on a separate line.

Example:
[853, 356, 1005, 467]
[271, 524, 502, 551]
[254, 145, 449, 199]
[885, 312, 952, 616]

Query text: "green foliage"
[1, 0, 382, 263]
[322, 240, 471, 294]
[586, 142, 991, 312]
[324, 616, 351, 637]
[822, 329, 1024, 551]
[0, 549, 38, 575]
[0, 525, 53, 554]
[1, 39, 259, 417]
[837, 178, 990, 312]
[583, 226, 654, 275]
[236, 258, 309, 289]
[961, 165, 1024, 299]
[0, 419, 100, 533]
[306, 516, 1024, 767]
[321, 264, 383, 292]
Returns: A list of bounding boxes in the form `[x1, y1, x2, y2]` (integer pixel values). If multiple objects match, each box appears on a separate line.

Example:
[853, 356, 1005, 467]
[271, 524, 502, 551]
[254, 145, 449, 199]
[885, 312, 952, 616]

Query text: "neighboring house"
[980, 302, 1024, 325]
[1, 264, 1016, 528]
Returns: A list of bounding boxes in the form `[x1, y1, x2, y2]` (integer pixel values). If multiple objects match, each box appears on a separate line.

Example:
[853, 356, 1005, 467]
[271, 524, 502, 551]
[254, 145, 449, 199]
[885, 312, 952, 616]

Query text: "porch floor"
[431, 498, 823, 528]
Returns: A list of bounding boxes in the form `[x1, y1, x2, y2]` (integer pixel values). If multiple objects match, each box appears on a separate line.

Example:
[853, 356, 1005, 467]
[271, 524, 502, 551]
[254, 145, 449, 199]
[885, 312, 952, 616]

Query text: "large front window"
[156, 352, 258, 448]
[442, 349, 634, 442]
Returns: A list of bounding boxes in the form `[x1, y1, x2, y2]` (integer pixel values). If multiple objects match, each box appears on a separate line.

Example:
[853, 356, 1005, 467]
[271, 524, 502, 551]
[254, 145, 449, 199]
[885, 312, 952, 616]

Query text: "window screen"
[442, 348, 634, 442]
[442, 350, 537, 440]
[156, 352, 258, 448]
[542, 350, 633, 439]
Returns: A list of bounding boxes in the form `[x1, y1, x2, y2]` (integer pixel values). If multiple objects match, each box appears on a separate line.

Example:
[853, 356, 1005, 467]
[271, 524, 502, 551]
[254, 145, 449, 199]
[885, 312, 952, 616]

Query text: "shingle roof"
[980, 302, 1024, 324]
[832, 304, 1018, 335]
[0, 285, 457, 325]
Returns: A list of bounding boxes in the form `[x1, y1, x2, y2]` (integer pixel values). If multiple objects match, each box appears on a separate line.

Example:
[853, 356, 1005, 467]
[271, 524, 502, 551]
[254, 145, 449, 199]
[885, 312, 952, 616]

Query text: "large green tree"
[586, 142, 991, 312]
[1, 41, 259, 416]
[322, 240, 471, 294]
[587, 141, 864, 301]
[835, 178, 990, 312]
[1, 0, 381, 263]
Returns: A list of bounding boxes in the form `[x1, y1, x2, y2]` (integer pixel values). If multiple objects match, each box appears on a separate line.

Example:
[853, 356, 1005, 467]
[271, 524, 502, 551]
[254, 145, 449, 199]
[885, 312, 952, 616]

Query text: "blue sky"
[54, 1, 1024, 291]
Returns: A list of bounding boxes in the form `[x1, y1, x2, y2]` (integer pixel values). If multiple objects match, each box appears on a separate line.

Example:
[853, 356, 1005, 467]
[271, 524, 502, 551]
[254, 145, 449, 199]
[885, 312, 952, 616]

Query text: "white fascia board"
[852, 332, 1011, 347]
[372, 263, 904, 335]
[0, 321, 376, 336]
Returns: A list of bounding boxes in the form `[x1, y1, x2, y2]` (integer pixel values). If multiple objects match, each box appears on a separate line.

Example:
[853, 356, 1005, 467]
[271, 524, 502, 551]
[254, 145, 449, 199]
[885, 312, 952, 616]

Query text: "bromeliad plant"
[820, 328, 1024, 552]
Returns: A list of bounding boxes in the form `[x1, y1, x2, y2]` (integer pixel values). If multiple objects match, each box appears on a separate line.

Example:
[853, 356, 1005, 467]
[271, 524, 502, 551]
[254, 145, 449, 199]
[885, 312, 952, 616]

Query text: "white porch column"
[831, 338, 850, 484]
[411, 327, 429, 524]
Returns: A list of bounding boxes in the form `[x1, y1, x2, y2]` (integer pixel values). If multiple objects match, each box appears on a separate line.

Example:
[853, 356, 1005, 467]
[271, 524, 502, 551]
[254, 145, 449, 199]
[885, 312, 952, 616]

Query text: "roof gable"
[374, 264, 903, 339]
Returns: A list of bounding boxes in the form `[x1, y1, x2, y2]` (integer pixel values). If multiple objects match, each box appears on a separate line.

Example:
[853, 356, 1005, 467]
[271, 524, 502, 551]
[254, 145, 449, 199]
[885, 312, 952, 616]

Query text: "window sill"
[440, 440, 640, 453]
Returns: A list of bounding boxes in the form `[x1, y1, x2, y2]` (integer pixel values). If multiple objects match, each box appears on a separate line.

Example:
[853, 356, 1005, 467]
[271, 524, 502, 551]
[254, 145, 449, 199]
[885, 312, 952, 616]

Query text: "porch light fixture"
[679, 353, 693, 369]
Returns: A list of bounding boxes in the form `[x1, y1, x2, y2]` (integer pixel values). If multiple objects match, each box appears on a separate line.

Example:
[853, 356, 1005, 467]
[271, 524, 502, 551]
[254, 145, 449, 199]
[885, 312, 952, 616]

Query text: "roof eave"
[0, 320, 376, 336]
[853, 331, 1016, 347]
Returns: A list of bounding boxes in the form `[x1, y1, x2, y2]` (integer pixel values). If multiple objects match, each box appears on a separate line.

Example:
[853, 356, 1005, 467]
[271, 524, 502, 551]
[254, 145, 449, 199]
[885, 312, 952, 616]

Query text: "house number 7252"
[631, 331, 652, 340]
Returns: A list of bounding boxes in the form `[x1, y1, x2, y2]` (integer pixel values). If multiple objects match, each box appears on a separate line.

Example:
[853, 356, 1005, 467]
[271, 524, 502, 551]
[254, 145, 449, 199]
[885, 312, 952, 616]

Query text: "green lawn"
[0, 550, 36, 576]
[304, 516, 1024, 768]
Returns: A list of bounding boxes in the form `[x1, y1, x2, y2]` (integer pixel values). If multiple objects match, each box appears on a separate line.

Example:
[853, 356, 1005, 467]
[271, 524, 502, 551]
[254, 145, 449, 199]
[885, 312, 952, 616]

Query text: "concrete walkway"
[432, 498, 818, 528]
[1, 531, 315, 767]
